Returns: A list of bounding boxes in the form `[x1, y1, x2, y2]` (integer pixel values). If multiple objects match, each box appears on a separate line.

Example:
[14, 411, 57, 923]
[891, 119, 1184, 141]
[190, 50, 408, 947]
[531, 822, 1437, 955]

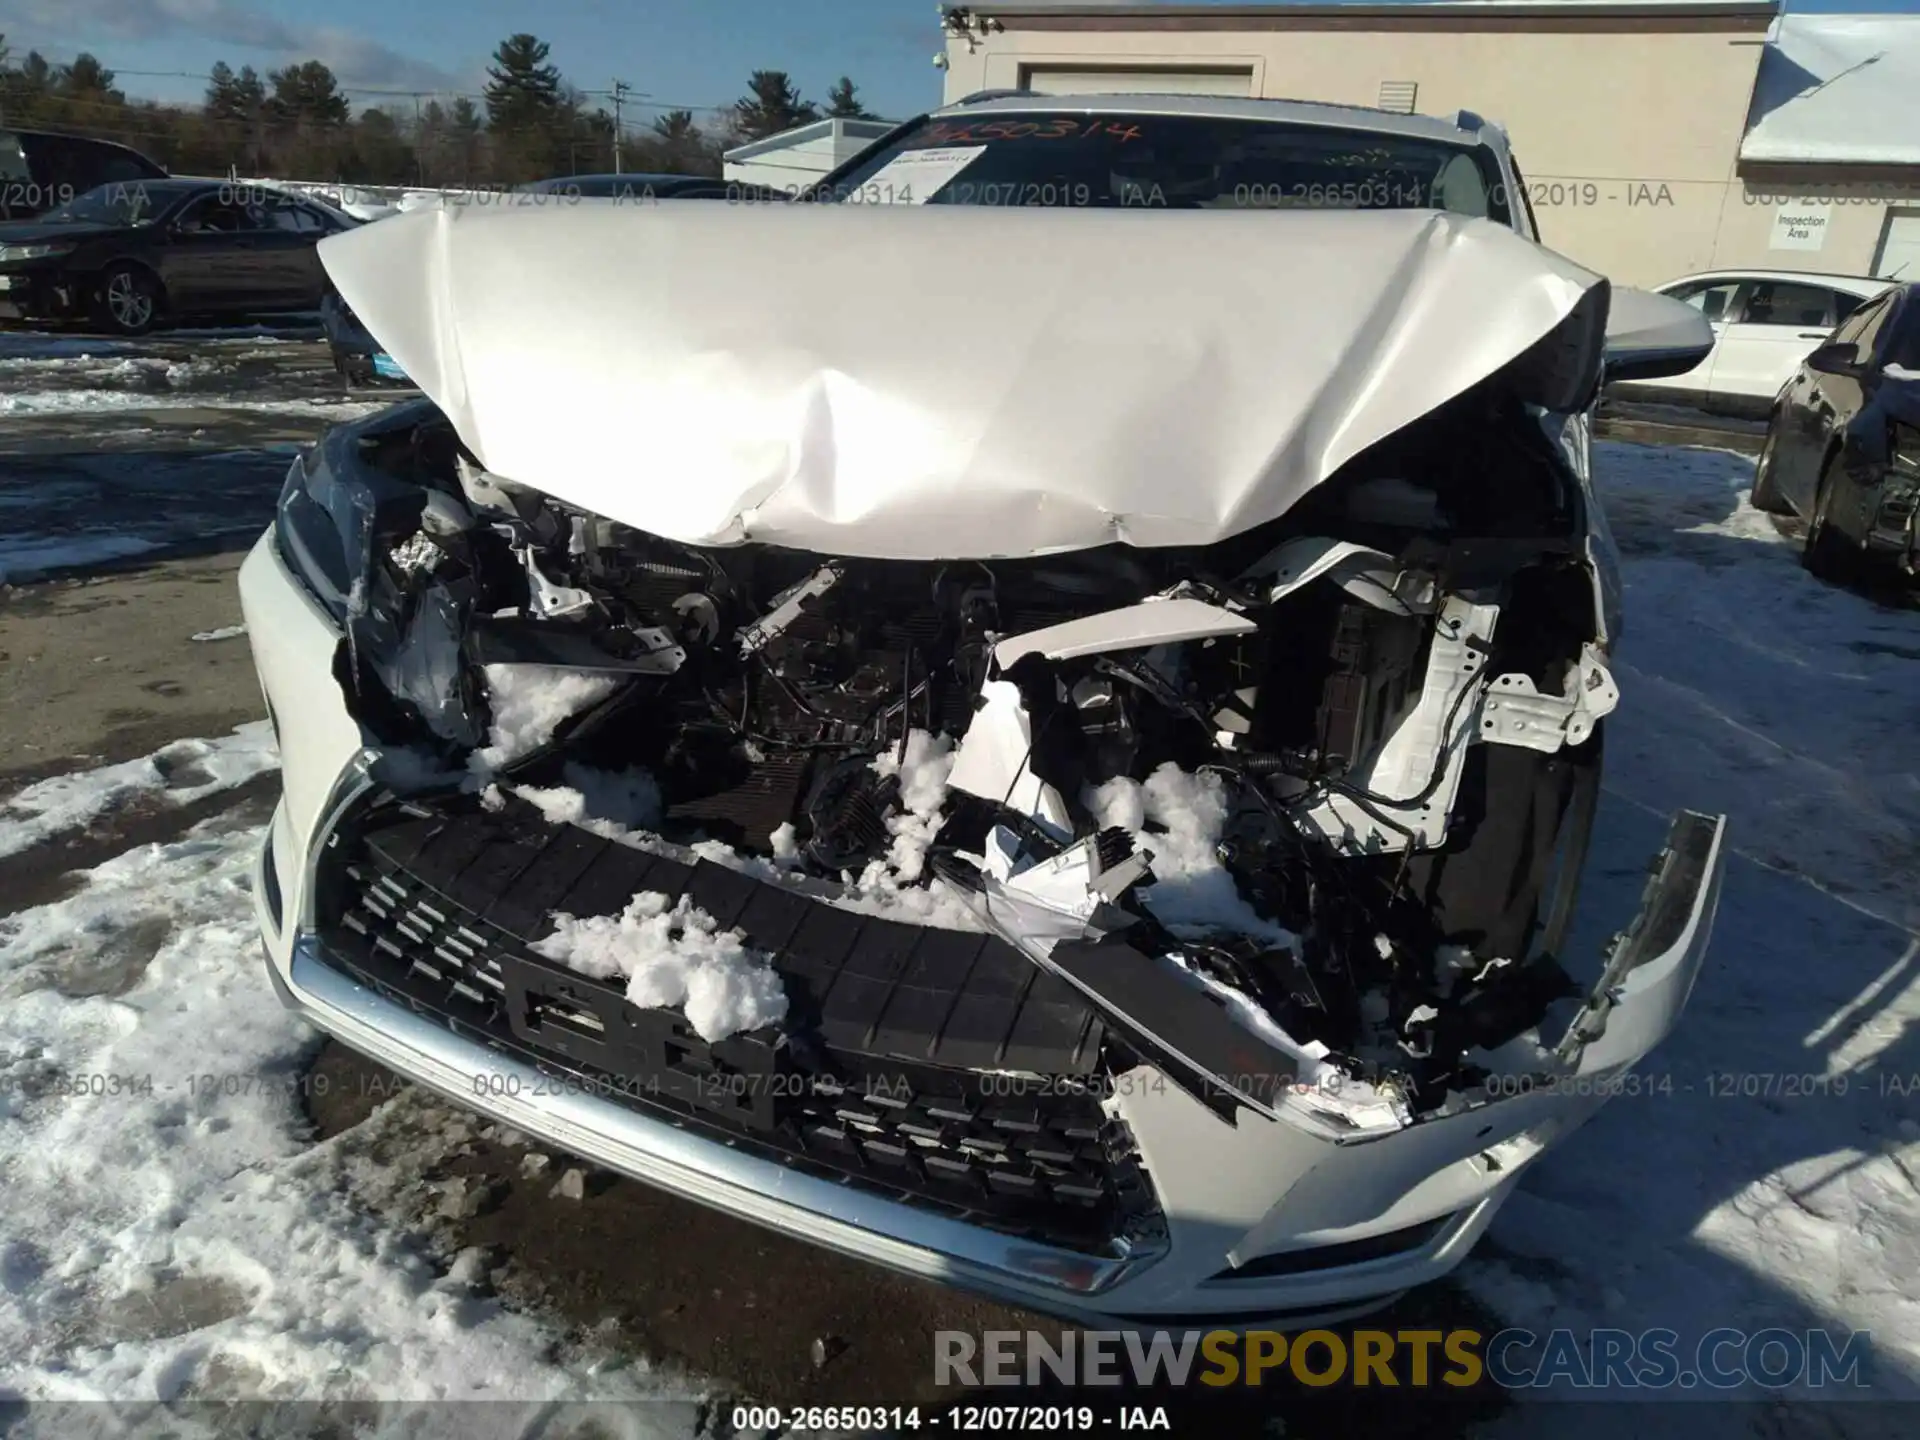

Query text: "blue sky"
[0, 0, 946, 124]
[3, 0, 1916, 126]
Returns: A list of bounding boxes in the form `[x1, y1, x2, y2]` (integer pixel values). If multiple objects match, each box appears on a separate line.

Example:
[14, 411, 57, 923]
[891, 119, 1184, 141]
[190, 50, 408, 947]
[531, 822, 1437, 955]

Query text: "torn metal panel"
[318, 202, 1604, 559]
[1248, 536, 1438, 615]
[1479, 644, 1619, 753]
[994, 596, 1258, 669]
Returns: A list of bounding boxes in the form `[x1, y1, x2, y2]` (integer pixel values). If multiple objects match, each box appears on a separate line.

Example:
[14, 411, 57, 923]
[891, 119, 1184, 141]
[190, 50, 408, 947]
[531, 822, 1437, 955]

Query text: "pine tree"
[204, 62, 244, 120]
[58, 53, 122, 101]
[484, 34, 562, 131]
[448, 97, 484, 182]
[233, 66, 266, 117]
[267, 60, 349, 128]
[825, 77, 871, 119]
[650, 109, 706, 174]
[730, 70, 817, 143]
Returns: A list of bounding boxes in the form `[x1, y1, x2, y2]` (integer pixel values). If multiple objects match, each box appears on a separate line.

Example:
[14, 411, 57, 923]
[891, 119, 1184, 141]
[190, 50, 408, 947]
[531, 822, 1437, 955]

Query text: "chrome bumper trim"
[285, 932, 1152, 1303]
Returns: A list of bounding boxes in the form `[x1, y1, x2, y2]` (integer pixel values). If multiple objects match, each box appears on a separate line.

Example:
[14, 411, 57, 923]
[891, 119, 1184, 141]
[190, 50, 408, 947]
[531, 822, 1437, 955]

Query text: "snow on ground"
[0, 355, 219, 390]
[0, 810, 711, 1437]
[0, 334, 136, 360]
[0, 390, 386, 420]
[0, 723, 279, 861]
[0, 449, 301, 585]
[1468, 441, 1920, 1428]
[0, 533, 163, 583]
[0, 328, 312, 361]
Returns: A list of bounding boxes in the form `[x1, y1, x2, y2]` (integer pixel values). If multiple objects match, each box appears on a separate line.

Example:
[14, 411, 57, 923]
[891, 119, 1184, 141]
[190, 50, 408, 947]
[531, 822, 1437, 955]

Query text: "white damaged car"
[241, 96, 1725, 1327]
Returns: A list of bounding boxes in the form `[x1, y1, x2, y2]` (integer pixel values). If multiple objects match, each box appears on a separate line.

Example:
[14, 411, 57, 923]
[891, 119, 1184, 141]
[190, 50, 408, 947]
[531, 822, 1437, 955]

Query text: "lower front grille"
[312, 793, 1161, 1255]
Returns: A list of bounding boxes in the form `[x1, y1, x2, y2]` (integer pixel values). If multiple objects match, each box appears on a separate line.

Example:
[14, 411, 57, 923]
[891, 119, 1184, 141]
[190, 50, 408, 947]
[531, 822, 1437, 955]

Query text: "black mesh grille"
[312, 795, 1160, 1254]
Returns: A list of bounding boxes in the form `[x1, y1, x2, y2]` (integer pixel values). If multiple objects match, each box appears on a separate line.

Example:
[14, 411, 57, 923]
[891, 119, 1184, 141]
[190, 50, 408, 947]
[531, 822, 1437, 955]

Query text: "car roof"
[931, 91, 1504, 151]
[5, 127, 153, 154]
[1656, 269, 1892, 297]
[522, 172, 714, 190]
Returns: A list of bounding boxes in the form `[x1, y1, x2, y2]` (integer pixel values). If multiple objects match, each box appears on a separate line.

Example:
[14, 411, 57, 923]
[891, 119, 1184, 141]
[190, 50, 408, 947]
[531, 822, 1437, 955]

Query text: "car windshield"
[40, 182, 165, 227]
[814, 111, 1511, 221]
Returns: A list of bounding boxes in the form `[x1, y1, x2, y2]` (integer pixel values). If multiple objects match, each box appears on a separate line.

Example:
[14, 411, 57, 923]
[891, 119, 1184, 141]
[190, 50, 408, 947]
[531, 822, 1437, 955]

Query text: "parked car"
[242, 94, 1725, 1329]
[0, 127, 168, 221]
[320, 290, 412, 388]
[1611, 269, 1891, 418]
[516, 172, 786, 203]
[0, 178, 354, 335]
[1750, 281, 1920, 585]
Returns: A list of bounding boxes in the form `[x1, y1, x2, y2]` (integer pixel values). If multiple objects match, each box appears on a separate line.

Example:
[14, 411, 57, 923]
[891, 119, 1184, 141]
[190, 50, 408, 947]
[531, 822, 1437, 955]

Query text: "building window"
[1379, 80, 1418, 114]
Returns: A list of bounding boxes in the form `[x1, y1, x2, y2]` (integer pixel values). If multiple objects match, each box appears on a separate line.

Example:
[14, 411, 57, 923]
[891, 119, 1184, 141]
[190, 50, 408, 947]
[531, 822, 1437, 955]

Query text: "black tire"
[1749, 420, 1790, 514]
[93, 262, 163, 336]
[1802, 452, 1859, 583]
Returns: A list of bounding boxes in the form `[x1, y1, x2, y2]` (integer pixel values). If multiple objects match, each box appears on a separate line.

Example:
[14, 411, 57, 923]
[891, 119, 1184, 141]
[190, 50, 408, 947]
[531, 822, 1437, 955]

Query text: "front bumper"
[1865, 469, 1920, 578]
[240, 524, 1726, 1326]
[330, 341, 412, 387]
[0, 268, 78, 323]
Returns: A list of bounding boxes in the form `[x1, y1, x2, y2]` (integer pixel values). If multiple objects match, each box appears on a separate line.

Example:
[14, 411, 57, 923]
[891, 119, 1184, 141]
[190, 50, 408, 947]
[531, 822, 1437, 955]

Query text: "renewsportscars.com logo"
[935, 1327, 1873, 1391]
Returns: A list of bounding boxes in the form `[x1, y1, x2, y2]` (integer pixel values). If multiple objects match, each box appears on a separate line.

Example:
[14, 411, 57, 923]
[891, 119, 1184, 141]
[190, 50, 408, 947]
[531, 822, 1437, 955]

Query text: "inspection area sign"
[1771, 201, 1832, 250]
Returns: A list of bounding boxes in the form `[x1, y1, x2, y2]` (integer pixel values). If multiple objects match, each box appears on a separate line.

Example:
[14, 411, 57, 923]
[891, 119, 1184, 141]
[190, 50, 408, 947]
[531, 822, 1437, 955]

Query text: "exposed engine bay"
[298, 367, 1622, 1137]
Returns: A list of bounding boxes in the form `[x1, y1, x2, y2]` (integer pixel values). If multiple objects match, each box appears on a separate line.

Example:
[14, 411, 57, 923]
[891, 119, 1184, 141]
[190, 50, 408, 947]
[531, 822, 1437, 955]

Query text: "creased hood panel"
[319, 203, 1602, 559]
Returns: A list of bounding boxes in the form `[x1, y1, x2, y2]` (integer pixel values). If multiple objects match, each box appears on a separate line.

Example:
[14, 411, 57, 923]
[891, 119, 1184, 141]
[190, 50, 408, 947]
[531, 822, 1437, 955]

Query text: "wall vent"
[1378, 80, 1418, 114]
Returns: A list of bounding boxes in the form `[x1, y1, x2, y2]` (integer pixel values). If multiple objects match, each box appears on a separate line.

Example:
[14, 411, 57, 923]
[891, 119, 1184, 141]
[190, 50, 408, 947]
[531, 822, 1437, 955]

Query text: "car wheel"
[1749, 422, 1790, 514]
[1802, 453, 1858, 583]
[95, 264, 163, 336]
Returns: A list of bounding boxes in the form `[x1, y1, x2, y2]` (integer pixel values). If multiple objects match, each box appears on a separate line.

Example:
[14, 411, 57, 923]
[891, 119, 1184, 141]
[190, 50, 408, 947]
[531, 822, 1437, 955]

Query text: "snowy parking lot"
[1, 327, 1917, 1437]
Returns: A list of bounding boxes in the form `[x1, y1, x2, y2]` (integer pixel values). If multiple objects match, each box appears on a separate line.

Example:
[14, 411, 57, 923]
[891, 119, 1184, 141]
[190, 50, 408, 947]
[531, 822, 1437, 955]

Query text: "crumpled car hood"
[318, 202, 1603, 559]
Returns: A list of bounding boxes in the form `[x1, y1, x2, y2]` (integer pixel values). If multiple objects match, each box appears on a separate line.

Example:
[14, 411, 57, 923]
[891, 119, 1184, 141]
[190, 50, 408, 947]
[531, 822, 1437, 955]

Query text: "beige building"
[936, 1, 1920, 286]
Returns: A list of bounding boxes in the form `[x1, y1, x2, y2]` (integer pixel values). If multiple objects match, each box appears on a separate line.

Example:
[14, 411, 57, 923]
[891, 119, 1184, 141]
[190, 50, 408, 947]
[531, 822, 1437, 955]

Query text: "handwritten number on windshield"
[919, 118, 1145, 146]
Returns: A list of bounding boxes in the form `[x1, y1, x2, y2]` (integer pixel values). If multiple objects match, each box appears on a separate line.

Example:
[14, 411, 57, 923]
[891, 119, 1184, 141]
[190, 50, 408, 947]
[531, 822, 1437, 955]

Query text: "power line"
[5, 57, 736, 114]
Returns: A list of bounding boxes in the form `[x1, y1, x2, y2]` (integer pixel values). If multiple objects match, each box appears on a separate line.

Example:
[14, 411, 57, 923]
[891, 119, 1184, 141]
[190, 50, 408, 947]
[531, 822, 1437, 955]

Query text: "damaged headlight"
[275, 414, 489, 752]
[274, 447, 375, 623]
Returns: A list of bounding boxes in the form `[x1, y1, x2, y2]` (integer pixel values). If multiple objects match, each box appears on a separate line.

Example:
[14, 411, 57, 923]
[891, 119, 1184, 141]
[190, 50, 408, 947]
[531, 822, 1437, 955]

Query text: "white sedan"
[1611, 269, 1891, 418]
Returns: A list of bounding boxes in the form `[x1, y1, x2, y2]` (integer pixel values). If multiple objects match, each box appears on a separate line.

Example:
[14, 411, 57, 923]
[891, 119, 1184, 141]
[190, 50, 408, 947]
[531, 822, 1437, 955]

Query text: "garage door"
[1020, 67, 1253, 98]
[1873, 210, 1920, 281]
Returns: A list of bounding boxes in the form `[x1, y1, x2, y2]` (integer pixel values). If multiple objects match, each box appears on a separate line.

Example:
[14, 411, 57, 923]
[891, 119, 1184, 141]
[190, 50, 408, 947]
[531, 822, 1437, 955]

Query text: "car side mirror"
[1806, 341, 1863, 377]
[1603, 287, 1716, 383]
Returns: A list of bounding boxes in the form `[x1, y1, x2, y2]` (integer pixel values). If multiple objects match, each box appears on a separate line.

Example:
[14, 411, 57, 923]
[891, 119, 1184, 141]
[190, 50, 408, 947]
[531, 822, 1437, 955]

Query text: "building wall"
[941, 14, 1920, 285]
[724, 121, 897, 193]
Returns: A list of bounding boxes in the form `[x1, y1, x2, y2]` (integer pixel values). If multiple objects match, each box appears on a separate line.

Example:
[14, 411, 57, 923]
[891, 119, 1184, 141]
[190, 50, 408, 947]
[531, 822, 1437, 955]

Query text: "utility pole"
[610, 79, 632, 174]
